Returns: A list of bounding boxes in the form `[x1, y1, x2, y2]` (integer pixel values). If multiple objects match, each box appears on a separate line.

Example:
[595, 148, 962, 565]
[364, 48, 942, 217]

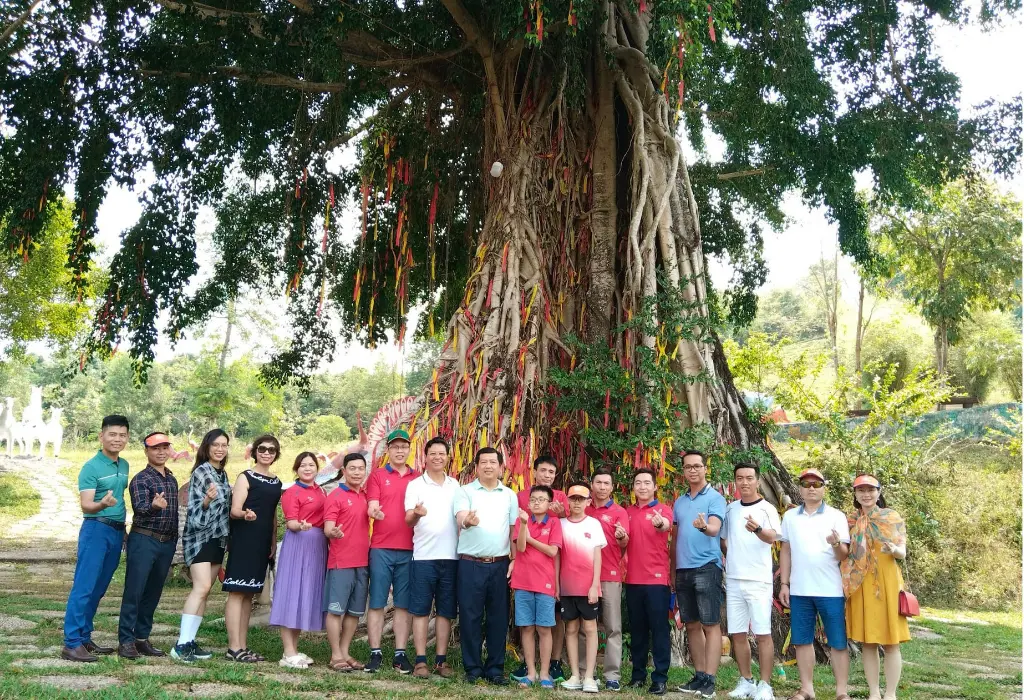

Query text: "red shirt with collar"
[365, 464, 420, 550]
[281, 481, 327, 528]
[586, 498, 631, 582]
[517, 488, 570, 518]
[510, 514, 564, 595]
[625, 500, 674, 585]
[324, 485, 370, 569]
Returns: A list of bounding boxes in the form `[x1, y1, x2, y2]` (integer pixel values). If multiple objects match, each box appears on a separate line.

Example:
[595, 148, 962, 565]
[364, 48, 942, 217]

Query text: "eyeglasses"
[683, 465, 705, 471]
[529, 497, 551, 504]
[799, 480, 824, 489]
[256, 445, 278, 455]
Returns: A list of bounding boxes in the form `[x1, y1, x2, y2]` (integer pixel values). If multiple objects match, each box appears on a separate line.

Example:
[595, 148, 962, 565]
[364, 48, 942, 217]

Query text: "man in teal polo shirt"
[671, 450, 727, 698]
[61, 415, 131, 662]
[453, 447, 518, 685]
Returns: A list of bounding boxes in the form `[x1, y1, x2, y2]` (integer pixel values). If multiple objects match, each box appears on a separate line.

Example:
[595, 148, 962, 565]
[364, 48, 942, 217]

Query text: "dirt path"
[0, 456, 82, 560]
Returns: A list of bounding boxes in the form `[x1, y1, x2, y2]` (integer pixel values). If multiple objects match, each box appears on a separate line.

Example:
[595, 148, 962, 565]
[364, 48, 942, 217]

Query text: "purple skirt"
[269, 527, 328, 631]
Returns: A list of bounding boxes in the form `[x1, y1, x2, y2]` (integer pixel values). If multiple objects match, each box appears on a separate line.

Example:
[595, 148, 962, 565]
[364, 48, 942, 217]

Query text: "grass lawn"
[0, 555, 1019, 700]
[0, 473, 42, 534]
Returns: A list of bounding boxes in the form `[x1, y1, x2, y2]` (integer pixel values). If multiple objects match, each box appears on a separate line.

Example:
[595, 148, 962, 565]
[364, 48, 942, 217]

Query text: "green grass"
[0, 473, 42, 534]
[0, 557, 1020, 700]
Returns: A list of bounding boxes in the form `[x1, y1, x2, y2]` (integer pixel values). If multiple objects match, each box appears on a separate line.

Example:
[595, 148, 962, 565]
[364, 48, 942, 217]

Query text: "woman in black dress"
[223, 434, 282, 662]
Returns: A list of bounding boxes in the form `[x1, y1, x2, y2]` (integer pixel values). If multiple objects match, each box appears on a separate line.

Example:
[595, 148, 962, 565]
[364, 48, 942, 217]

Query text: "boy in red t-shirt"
[322, 454, 371, 672]
[510, 485, 563, 688]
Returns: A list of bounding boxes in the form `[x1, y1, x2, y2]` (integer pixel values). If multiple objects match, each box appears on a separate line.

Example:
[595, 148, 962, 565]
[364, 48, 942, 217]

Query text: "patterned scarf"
[841, 505, 905, 598]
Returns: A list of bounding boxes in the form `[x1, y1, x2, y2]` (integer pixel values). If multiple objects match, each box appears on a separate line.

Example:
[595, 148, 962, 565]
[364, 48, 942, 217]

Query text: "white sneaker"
[753, 680, 775, 700]
[728, 677, 757, 699]
[561, 676, 584, 690]
[582, 678, 600, 693]
[279, 655, 309, 669]
[296, 653, 314, 665]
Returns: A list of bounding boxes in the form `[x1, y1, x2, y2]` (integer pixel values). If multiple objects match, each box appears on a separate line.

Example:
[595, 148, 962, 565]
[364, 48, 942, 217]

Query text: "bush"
[299, 415, 352, 451]
[860, 319, 931, 391]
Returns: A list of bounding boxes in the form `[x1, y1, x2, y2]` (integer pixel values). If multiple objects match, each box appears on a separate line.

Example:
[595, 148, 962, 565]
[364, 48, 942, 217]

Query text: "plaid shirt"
[129, 464, 179, 535]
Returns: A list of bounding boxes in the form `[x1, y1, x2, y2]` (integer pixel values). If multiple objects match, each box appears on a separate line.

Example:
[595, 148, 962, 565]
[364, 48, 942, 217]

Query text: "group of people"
[61, 415, 912, 700]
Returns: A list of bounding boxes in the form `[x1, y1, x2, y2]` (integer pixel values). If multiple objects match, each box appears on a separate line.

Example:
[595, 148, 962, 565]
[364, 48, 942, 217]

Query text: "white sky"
[82, 13, 1023, 371]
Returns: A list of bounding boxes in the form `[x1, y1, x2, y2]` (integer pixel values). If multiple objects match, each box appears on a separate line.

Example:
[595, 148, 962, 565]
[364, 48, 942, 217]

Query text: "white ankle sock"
[177, 614, 202, 646]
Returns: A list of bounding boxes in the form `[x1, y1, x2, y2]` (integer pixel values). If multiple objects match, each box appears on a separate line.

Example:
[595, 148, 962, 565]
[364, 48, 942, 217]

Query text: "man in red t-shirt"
[364, 428, 420, 674]
[513, 455, 570, 684]
[322, 454, 371, 672]
[584, 467, 630, 690]
[624, 468, 674, 696]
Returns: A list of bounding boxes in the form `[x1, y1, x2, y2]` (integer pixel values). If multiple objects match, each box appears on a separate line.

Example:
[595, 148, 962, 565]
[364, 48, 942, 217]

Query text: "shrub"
[299, 415, 352, 451]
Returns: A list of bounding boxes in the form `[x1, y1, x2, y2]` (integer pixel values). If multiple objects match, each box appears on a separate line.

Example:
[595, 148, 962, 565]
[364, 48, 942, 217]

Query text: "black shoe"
[83, 640, 114, 655]
[364, 653, 383, 673]
[118, 642, 141, 660]
[170, 643, 196, 663]
[648, 682, 667, 695]
[393, 654, 414, 674]
[487, 676, 510, 686]
[189, 641, 213, 660]
[628, 678, 648, 689]
[696, 678, 716, 699]
[677, 675, 705, 694]
[549, 659, 566, 682]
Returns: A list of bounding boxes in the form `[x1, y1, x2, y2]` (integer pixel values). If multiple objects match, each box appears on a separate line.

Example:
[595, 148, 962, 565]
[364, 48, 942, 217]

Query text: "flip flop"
[540, 679, 555, 689]
[345, 658, 365, 671]
[788, 693, 816, 700]
[518, 678, 534, 688]
[835, 695, 852, 700]
[329, 659, 353, 672]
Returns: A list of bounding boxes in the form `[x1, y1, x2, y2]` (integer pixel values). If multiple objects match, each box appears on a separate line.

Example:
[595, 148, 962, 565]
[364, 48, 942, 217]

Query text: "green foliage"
[860, 319, 932, 392]
[747, 289, 825, 343]
[947, 311, 1022, 400]
[299, 415, 352, 451]
[871, 179, 1022, 371]
[0, 198, 101, 353]
[1, 0, 1014, 372]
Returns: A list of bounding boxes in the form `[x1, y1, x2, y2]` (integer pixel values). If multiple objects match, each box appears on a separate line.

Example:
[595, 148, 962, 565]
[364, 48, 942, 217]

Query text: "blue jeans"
[64, 518, 124, 649]
[118, 531, 177, 644]
[625, 584, 672, 685]
[457, 557, 510, 681]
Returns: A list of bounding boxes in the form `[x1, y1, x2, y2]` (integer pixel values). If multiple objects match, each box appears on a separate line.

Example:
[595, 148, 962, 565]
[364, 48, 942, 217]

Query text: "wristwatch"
[753, 525, 763, 534]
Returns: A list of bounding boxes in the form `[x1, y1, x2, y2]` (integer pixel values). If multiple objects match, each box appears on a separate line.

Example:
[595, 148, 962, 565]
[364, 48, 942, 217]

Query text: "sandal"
[279, 655, 309, 669]
[226, 648, 259, 664]
[835, 696, 852, 700]
[329, 659, 353, 672]
[244, 648, 266, 662]
[518, 678, 534, 688]
[540, 679, 555, 689]
[345, 657, 365, 671]
[296, 653, 314, 665]
[788, 694, 816, 700]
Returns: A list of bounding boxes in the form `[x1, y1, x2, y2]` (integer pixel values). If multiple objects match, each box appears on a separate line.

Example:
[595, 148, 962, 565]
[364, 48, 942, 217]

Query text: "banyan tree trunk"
[420, 0, 799, 664]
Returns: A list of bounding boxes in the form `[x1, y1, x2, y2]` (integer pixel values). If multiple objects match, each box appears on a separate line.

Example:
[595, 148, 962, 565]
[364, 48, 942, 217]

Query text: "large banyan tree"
[2, 0, 1018, 497]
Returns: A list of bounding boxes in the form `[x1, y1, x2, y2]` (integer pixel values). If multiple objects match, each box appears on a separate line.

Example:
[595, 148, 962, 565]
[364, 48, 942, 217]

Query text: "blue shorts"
[514, 589, 556, 628]
[368, 548, 413, 610]
[408, 559, 458, 619]
[790, 595, 847, 650]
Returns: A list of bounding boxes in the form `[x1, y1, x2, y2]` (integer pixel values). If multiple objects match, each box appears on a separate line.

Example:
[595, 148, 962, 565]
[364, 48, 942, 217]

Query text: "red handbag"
[898, 589, 920, 617]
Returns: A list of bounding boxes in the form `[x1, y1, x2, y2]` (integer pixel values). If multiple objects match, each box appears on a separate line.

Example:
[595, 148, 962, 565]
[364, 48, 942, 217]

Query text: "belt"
[131, 526, 176, 543]
[460, 555, 509, 564]
[95, 517, 126, 531]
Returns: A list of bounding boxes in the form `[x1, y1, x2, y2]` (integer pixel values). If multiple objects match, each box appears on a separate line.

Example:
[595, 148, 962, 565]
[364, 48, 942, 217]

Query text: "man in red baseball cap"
[778, 467, 852, 700]
[118, 432, 179, 660]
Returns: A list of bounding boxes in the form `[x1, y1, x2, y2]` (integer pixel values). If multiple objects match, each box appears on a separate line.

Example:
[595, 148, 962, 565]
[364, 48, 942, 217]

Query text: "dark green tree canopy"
[1, 0, 1018, 378]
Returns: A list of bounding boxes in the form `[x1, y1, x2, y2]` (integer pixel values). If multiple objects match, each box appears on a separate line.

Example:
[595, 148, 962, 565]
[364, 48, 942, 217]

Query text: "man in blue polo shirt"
[671, 450, 726, 699]
[61, 415, 131, 663]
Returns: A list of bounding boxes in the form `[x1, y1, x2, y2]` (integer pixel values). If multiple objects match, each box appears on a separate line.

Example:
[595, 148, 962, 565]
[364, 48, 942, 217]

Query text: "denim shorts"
[368, 548, 412, 610]
[790, 595, 847, 650]
[408, 559, 458, 619]
[675, 562, 723, 625]
[514, 589, 556, 627]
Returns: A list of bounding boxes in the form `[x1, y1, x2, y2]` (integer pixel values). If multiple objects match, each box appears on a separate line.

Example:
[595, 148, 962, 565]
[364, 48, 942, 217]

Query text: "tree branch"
[716, 167, 770, 181]
[1, 0, 43, 45]
[153, 0, 266, 38]
[440, 0, 508, 151]
[325, 87, 413, 151]
[139, 66, 344, 93]
[340, 43, 468, 70]
[283, 0, 313, 14]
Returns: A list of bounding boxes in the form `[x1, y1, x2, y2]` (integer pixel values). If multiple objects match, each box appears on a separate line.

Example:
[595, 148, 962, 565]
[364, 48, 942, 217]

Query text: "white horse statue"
[21, 387, 43, 427]
[37, 407, 64, 458]
[0, 397, 15, 456]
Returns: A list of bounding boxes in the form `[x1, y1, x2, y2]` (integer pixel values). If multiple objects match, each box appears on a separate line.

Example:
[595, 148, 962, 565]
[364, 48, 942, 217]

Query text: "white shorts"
[726, 578, 773, 636]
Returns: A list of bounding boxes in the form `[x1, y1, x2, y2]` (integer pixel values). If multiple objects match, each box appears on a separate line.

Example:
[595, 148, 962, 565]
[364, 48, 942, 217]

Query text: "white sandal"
[279, 655, 310, 669]
[296, 653, 314, 665]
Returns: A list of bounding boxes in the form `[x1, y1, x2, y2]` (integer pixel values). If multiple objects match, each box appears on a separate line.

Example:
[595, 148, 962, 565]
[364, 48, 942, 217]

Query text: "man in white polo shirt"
[721, 461, 781, 700]
[779, 468, 851, 700]
[404, 437, 459, 679]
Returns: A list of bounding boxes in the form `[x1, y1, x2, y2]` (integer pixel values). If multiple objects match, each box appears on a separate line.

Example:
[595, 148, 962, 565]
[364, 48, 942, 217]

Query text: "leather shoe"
[135, 639, 165, 657]
[648, 682, 667, 695]
[118, 642, 141, 660]
[83, 640, 115, 655]
[60, 645, 97, 663]
[628, 679, 648, 689]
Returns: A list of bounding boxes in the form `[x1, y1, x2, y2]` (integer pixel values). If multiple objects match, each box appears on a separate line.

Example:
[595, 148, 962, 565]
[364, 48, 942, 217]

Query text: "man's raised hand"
[614, 522, 628, 540]
[152, 491, 168, 510]
[549, 500, 565, 517]
[463, 510, 480, 528]
[744, 514, 760, 532]
[413, 501, 428, 518]
[825, 528, 841, 546]
[650, 510, 666, 529]
[327, 524, 343, 539]
[369, 504, 385, 521]
[98, 491, 117, 508]
[692, 512, 708, 531]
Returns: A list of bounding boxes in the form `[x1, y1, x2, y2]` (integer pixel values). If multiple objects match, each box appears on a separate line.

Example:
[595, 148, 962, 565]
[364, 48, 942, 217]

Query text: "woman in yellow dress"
[841, 474, 910, 700]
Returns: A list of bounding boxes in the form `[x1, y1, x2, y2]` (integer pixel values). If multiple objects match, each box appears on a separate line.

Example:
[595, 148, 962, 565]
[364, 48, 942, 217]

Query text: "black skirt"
[192, 538, 225, 565]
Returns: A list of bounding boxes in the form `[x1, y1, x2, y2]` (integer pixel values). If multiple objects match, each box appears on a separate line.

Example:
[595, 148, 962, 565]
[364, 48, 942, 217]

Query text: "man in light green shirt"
[453, 447, 517, 684]
[62, 415, 130, 663]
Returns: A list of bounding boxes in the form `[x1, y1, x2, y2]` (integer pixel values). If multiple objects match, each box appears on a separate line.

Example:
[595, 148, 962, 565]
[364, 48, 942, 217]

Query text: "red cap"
[567, 484, 591, 499]
[143, 432, 172, 448]
[852, 474, 881, 489]
[797, 468, 825, 483]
